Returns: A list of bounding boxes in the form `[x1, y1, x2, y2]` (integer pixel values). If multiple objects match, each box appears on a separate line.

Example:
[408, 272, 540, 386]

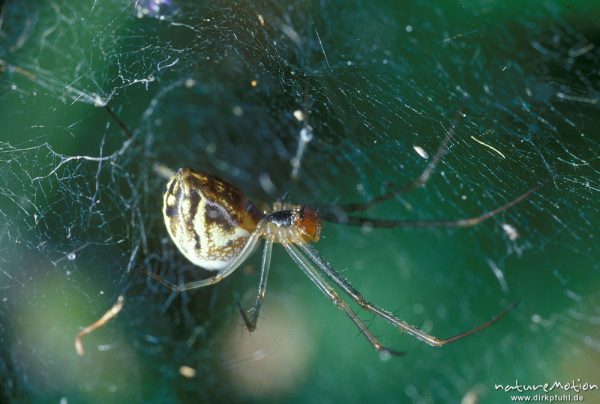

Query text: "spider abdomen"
[163, 168, 263, 271]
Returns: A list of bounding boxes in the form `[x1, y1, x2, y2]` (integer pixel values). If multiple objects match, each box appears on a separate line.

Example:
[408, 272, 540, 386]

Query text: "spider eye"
[295, 207, 321, 242]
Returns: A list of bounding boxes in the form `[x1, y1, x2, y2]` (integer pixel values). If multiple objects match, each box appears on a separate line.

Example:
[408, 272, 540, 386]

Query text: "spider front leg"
[322, 111, 461, 215]
[322, 183, 543, 229]
[284, 242, 405, 357]
[237, 238, 273, 332]
[298, 243, 518, 347]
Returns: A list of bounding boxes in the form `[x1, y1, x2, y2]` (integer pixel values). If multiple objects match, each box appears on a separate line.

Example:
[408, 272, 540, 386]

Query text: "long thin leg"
[146, 233, 261, 292]
[237, 238, 273, 331]
[321, 183, 542, 228]
[321, 112, 461, 215]
[283, 242, 405, 356]
[297, 243, 518, 347]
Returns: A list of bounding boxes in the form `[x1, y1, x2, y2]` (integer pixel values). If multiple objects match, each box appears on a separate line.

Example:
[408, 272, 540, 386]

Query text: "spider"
[0, 56, 537, 357]
[75, 122, 541, 357]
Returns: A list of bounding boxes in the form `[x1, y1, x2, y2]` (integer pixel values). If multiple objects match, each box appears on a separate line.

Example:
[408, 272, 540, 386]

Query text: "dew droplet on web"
[179, 365, 196, 378]
[502, 223, 519, 240]
[413, 145, 429, 159]
[232, 105, 243, 116]
[293, 110, 304, 121]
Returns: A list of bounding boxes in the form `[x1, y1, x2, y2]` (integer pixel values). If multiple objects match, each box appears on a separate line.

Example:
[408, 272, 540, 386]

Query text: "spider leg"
[143, 269, 226, 291]
[320, 113, 460, 216]
[283, 242, 405, 356]
[146, 233, 261, 292]
[321, 183, 542, 228]
[298, 243, 518, 347]
[237, 238, 274, 332]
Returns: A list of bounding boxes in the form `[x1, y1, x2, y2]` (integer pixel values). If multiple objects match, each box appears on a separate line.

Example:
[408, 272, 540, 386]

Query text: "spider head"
[294, 206, 321, 243]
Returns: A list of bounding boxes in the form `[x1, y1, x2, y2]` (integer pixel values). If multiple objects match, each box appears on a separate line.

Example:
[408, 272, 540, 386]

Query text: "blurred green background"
[0, 0, 598, 402]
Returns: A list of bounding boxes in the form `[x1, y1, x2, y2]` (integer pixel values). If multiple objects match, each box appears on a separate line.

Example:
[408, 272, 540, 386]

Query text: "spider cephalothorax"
[262, 204, 321, 243]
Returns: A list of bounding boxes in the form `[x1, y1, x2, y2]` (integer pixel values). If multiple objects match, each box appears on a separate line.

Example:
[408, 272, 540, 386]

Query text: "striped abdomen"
[163, 168, 264, 271]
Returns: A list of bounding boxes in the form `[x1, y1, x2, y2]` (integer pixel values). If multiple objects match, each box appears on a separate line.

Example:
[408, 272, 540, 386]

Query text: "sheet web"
[0, 0, 598, 402]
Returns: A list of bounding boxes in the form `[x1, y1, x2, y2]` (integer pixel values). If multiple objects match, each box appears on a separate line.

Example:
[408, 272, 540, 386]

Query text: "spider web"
[0, 0, 598, 402]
